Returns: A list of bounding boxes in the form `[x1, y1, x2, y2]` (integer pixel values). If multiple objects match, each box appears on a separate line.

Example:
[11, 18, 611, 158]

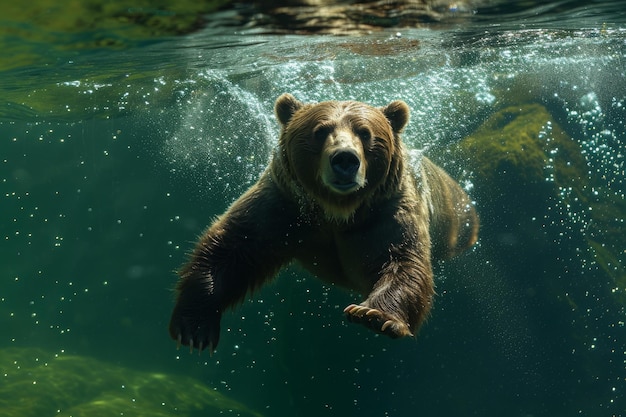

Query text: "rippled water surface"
[2, 2, 625, 416]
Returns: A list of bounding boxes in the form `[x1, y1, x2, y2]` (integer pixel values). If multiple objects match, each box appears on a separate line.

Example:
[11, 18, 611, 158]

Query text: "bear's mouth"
[330, 180, 359, 193]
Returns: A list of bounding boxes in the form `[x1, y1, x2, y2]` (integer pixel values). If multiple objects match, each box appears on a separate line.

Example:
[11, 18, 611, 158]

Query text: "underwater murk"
[1, 1, 625, 416]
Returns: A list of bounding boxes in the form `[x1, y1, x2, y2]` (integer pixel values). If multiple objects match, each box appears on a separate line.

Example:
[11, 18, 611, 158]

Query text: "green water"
[2, 2, 626, 416]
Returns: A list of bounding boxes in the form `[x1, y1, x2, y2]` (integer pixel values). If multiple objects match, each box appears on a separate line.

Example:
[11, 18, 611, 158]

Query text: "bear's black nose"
[330, 150, 360, 182]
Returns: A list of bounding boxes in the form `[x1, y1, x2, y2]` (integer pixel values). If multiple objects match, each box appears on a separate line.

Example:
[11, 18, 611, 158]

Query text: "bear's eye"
[312, 125, 332, 143]
[356, 128, 372, 142]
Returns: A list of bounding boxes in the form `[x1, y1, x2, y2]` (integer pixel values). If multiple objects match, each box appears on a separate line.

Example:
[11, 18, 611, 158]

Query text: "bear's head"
[274, 93, 410, 222]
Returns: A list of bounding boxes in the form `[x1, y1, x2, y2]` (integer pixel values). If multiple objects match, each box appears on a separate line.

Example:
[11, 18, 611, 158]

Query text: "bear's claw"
[344, 304, 413, 339]
[169, 306, 221, 355]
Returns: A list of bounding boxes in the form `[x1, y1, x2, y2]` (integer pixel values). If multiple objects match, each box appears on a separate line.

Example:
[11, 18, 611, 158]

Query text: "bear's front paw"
[344, 304, 413, 339]
[168, 305, 221, 355]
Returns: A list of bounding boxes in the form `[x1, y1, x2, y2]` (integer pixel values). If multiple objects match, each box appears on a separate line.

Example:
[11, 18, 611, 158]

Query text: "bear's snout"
[324, 149, 364, 193]
[331, 150, 360, 180]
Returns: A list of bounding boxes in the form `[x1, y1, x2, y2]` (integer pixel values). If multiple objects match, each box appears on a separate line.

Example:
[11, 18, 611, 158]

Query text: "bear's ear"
[275, 93, 304, 127]
[381, 100, 410, 134]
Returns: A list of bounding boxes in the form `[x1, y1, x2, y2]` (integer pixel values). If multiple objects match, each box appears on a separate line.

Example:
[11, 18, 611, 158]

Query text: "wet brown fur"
[169, 93, 478, 352]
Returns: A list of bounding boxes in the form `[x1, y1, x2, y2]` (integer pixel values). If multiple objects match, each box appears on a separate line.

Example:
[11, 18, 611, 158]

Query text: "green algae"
[0, 347, 262, 417]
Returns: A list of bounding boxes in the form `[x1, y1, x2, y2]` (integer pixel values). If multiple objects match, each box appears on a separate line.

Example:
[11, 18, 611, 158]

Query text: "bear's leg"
[343, 244, 435, 339]
[169, 175, 294, 353]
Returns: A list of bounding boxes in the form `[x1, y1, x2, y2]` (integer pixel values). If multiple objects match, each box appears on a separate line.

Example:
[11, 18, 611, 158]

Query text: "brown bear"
[169, 93, 479, 353]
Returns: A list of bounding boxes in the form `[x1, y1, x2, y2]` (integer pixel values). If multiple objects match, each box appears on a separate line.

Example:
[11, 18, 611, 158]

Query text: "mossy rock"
[455, 103, 587, 206]
[0, 347, 262, 417]
[455, 102, 624, 297]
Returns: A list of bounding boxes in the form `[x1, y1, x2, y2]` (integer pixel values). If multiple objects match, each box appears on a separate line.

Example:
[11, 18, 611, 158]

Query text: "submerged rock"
[456, 103, 587, 210]
[0, 347, 262, 417]
[455, 102, 625, 302]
